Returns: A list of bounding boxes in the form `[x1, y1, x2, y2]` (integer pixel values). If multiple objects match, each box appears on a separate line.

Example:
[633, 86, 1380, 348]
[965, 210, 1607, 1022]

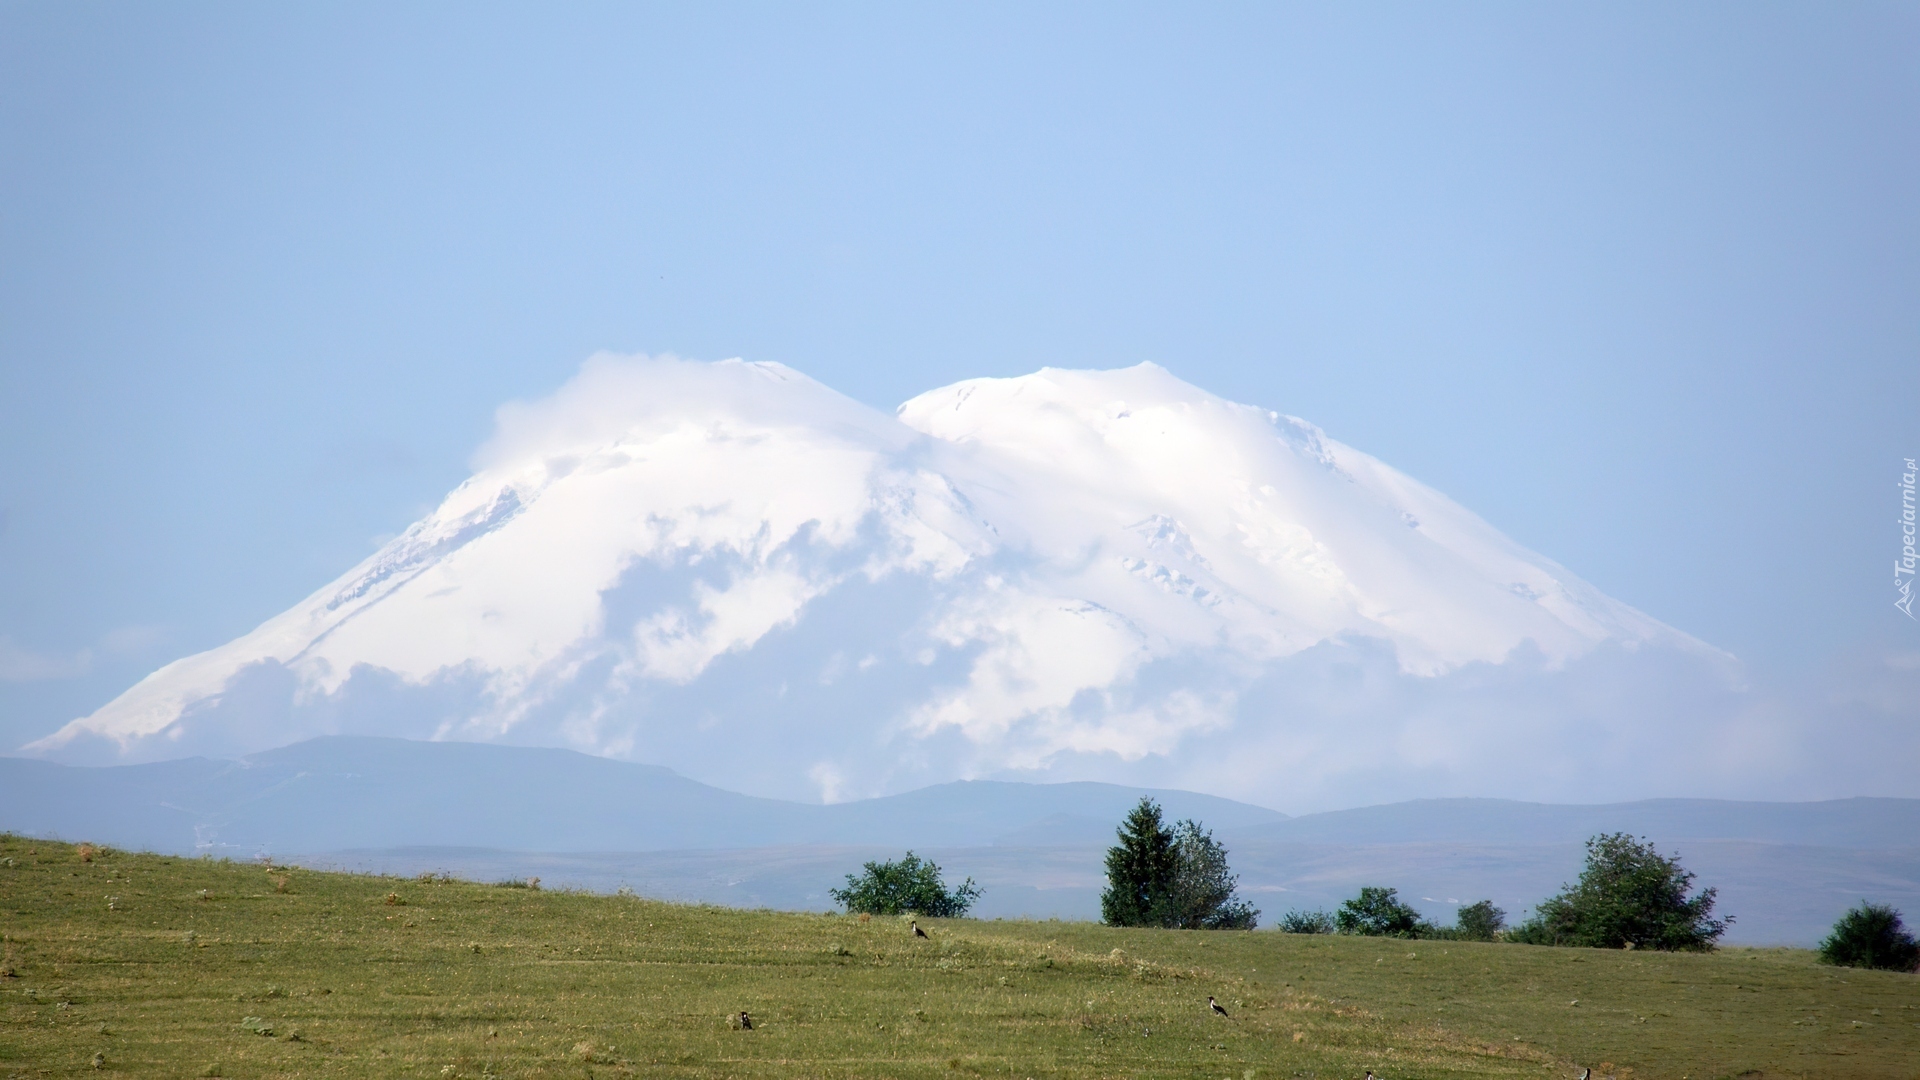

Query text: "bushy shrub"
[1334, 886, 1428, 938]
[1100, 798, 1259, 929]
[1509, 833, 1728, 950]
[1278, 909, 1335, 935]
[1502, 918, 1549, 944]
[1818, 902, 1919, 972]
[830, 852, 980, 918]
[1455, 899, 1506, 941]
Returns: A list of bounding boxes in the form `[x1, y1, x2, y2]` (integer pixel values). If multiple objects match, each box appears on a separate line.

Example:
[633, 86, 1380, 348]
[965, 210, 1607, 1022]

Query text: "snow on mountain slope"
[25, 356, 1740, 806]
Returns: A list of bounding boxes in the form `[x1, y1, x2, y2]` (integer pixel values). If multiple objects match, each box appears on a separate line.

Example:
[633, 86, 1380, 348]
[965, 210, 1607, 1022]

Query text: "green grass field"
[2, 835, 1915, 1079]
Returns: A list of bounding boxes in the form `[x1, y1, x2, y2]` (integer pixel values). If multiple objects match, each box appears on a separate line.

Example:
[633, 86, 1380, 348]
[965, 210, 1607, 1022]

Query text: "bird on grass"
[1365, 1072, 1377, 1080]
[736, 1011, 753, 1031]
[1576, 1070, 1590, 1080]
[911, 920, 929, 939]
[1208, 996, 1230, 1018]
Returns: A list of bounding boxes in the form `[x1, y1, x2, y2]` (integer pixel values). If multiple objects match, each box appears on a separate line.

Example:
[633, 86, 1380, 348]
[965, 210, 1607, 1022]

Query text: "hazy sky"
[2, 2, 1915, 755]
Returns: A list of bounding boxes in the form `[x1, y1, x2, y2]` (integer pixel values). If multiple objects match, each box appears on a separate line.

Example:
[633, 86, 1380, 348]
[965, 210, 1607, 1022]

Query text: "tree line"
[1273, 832, 1733, 949]
[1274, 827, 1917, 970]
[826, 796, 1919, 972]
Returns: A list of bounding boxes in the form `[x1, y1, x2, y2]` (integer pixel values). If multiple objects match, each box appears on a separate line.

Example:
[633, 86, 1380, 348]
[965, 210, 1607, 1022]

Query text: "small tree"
[1165, 820, 1259, 930]
[1509, 833, 1729, 950]
[829, 852, 980, 918]
[1819, 902, 1920, 972]
[1335, 886, 1427, 937]
[1454, 900, 1506, 942]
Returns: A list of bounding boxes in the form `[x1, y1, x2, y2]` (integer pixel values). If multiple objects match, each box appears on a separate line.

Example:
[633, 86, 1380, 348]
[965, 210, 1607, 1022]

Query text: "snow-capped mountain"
[26, 357, 1740, 806]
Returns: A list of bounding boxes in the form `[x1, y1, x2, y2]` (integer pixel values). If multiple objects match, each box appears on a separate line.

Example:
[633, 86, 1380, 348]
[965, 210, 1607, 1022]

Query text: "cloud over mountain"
[28, 356, 1779, 807]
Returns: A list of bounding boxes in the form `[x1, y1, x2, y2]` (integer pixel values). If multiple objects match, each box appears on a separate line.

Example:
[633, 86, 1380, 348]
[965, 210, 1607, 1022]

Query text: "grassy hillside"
[2, 836, 1914, 1079]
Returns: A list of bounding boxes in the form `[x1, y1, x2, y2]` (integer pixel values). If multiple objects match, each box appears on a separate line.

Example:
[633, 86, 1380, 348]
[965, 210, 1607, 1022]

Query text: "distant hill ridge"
[0, 736, 1284, 856]
[4, 735, 1912, 857]
[1236, 796, 1920, 850]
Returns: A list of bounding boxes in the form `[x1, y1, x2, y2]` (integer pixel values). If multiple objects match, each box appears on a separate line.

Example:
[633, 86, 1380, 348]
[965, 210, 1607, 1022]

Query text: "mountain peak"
[26, 356, 1732, 807]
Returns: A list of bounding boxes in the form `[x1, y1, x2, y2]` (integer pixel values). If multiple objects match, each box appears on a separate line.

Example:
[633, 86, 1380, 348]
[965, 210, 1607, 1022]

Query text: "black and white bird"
[911, 920, 929, 939]
[1576, 1070, 1590, 1080]
[1208, 996, 1230, 1018]
[737, 1011, 753, 1031]
[1365, 1072, 1377, 1080]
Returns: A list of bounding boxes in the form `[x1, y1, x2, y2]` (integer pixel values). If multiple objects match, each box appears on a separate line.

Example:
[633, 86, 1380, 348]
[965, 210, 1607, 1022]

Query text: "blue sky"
[1, 1, 1915, 755]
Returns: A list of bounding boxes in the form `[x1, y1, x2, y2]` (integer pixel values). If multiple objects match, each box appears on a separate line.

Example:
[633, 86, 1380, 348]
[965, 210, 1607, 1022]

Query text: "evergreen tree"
[1100, 797, 1178, 927]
